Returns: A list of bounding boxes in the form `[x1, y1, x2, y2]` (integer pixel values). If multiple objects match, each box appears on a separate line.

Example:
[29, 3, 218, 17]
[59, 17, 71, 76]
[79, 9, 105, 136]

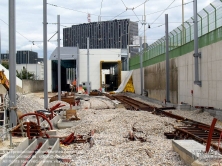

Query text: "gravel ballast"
[13, 92, 222, 165]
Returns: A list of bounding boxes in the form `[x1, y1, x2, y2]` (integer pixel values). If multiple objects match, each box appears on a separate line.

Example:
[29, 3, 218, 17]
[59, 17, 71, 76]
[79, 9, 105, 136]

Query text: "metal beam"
[0, 27, 1, 64]
[87, 37, 90, 94]
[193, 0, 201, 86]
[57, 15, 61, 100]
[182, 0, 185, 45]
[43, 0, 48, 108]
[139, 37, 143, 95]
[9, 0, 17, 127]
[127, 45, 129, 71]
[165, 14, 170, 102]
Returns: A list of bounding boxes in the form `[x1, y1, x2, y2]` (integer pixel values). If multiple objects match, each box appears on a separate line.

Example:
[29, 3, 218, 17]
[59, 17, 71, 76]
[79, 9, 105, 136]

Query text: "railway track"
[106, 94, 222, 153]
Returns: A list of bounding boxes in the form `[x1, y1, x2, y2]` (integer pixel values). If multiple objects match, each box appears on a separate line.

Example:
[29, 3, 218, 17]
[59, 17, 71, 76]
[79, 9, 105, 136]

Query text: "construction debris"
[60, 130, 95, 148]
[3, 92, 222, 165]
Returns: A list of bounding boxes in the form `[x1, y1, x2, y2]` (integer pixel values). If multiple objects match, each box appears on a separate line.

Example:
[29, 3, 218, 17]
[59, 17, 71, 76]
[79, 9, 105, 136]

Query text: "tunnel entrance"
[52, 60, 76, 92]
[100, 61, 121, 92]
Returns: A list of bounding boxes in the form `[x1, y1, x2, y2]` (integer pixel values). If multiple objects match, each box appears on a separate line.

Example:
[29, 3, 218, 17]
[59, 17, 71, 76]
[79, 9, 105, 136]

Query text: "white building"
[49, 47, 124, 92]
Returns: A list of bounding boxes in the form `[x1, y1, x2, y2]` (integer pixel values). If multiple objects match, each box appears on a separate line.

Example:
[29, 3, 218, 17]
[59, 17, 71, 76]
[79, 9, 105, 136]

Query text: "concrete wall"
[177, 40, 222, 109]
[22, 80, 44, 93]
[132, 59, 178, 103]
[0, 80, 43, 94]
[79, 49, 121, 90]
[132, 69, 143, 95]
[144, 59, 178, 104]
[132, 40, 222, 108]
[0, 84, 23, 95]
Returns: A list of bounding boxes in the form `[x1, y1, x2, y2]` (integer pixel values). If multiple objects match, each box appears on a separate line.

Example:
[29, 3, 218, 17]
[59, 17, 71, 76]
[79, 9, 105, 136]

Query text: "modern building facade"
[0, 53, 9, 62]
[63, 19, 138, 49]
[16, 50, 38, 64]
[1, 51, 40, 64]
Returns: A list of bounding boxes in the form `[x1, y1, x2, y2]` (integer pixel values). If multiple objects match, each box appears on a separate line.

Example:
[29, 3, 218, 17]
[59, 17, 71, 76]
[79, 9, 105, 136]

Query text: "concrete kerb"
[125, 92, 192, 110]
[125, 93, 222, 116]
[172, 140, 222, 166]
[0, 138, 29, 166]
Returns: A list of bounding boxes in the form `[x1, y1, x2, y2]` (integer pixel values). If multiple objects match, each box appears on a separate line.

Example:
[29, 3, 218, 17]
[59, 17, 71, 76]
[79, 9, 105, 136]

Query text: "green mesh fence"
[130, 0, 222, 70]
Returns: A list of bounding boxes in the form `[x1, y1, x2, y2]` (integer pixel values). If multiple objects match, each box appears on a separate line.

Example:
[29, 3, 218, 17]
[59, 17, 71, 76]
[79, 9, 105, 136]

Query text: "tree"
[16, 67, 34, 80]
[2, 62, 9, 69]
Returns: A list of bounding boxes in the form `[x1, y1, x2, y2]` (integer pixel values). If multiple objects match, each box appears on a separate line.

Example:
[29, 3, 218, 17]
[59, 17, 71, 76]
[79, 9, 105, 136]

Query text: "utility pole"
[76, 43, 79, 90]
[139, 37, 143, 95]
[144, 2, 146, 49]
[26, 51, 29, 79]
[165, 14, 170, 102]
[127, 45, 129, 71]
[9, 0, 17, 127]
[0, 27, 1, 64]
[35, 59, 38, 80]
[57, 15, 61, 100]
[193, 0, 201, 86]
[182, 0, 185, 45]
[87, 37, 90, 94]
[43, 0, 48, 109]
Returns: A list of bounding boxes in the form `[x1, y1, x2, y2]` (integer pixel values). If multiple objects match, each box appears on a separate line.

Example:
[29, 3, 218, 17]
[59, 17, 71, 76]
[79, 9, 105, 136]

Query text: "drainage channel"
[107, 94, 222, 153]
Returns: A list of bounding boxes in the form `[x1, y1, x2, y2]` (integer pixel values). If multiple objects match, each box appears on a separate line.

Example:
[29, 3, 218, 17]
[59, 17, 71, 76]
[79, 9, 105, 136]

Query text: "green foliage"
[2, 62, 9, 69]
[16, 67, 34, 80]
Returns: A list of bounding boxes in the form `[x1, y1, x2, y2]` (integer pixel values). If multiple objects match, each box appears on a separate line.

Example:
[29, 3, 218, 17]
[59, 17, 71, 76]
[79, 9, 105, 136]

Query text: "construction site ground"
[2, 92, 222, 166]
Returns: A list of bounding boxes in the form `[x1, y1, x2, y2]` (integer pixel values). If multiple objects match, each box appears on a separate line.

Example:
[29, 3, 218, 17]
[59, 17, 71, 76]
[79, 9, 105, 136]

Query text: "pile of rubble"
[11, 92, 222, 165]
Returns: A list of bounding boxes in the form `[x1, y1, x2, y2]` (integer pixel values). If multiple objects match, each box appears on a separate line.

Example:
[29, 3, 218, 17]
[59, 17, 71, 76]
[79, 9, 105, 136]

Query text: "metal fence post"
[203, 8, 209, 33]
[173, 30, 178, 47]
[197, 14, 202, 36]
[170, 32, 174, 49]
[185, 21, 191, 42]
[210, 3, 217, 29]
[177, 27, 182, 46]
[181, 24, 186, 44]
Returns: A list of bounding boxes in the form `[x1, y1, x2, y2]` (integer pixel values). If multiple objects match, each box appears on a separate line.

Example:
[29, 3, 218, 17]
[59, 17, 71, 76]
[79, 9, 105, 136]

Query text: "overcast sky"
[0, 0, 216, 58]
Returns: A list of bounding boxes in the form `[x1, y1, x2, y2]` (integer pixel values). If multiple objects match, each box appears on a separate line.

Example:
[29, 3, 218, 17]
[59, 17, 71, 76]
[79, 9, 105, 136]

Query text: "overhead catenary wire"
[120, 0, 142, 23]
[98, 1, 193, 17]
[120, 0, 127, 9]
[144, 0, 193, 17]
[133, 0, 149, 10]
[0, 17, 61, 46]
[47, 3, 99, 16]
[109, 11, 127, 21]
[140, 0, 176, 36]
[0, 0, 218, 62]
[132, 10, 142, 23]
[46, 0, 193, 24]
[150, 0, 176, 26]
[0, 18, 43, 50]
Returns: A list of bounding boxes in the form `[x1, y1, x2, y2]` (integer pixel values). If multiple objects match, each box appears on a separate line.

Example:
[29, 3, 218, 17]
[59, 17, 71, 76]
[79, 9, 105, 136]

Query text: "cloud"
[0, 0, 217, 58]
